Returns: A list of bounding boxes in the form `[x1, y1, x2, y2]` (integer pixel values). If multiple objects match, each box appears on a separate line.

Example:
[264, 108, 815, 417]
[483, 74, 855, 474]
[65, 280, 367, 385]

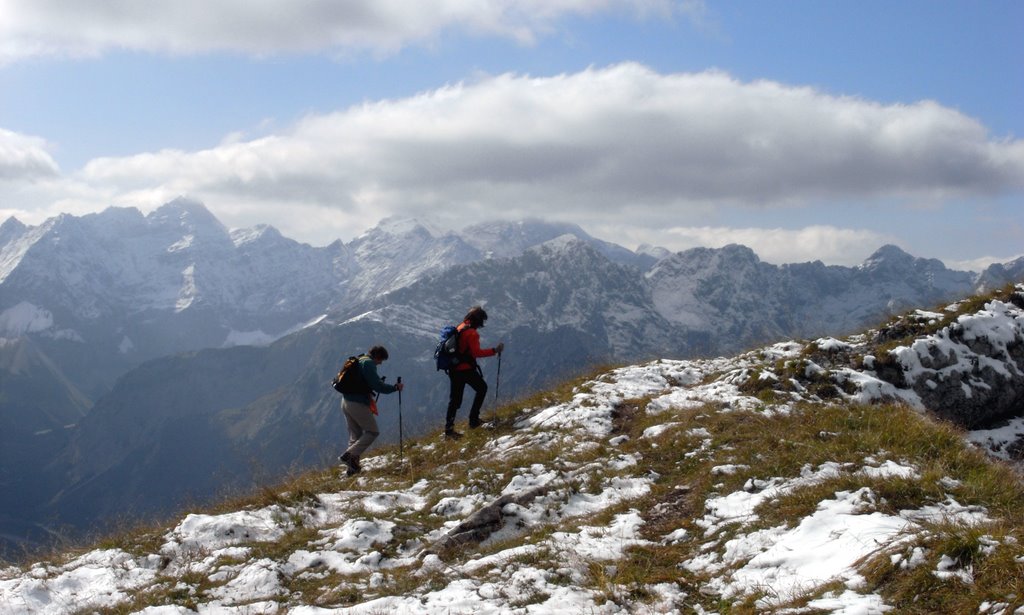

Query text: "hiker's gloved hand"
[495, 342, 504, 355]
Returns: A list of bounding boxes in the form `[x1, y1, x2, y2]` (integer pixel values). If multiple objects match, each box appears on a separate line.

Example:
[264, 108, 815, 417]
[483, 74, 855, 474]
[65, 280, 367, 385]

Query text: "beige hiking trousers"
[341, 398, 379, 458]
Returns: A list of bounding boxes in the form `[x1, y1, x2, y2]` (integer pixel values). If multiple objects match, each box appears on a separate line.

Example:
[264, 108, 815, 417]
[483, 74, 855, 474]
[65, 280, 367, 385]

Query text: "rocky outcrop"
[877, 287, 1024, 428]
[427, 485, 552, 557]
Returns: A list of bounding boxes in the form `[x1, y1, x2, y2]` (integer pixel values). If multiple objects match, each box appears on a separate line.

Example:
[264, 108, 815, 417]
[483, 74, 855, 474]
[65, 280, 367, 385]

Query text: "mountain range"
[1, 198, 1022, 557]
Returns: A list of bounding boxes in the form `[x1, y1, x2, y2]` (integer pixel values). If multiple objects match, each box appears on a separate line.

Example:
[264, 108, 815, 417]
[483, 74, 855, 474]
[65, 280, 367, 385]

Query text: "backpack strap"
[455, 321, 479, 368]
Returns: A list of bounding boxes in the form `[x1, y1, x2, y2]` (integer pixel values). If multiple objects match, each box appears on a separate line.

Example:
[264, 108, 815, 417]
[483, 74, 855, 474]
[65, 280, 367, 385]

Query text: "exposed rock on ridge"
[874, 288, 1024, 428]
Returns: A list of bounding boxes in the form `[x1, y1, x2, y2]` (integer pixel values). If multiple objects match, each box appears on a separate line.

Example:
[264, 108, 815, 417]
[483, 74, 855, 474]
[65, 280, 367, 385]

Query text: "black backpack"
[332, 355, 369, 394]
[434, 325, 466, 372]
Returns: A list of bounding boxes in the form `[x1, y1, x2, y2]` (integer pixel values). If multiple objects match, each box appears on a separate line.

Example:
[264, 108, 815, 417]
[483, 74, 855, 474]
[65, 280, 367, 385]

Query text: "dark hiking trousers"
[446, 368, 488, 431]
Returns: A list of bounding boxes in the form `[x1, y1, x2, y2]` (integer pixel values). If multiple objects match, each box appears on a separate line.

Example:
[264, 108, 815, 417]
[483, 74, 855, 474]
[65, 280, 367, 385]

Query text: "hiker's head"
[465, 306, 488, 328]
[368, 345, 389, 363]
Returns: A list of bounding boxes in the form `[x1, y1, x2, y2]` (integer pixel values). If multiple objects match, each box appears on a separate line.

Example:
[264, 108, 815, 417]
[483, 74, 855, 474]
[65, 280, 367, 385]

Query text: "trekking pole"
[495, 351, 502, 404]
[397, 376, 404, 460]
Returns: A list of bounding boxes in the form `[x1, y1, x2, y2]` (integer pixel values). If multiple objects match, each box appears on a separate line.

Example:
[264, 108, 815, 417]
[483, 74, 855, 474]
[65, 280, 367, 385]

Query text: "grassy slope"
[4, 285, 1023, 614]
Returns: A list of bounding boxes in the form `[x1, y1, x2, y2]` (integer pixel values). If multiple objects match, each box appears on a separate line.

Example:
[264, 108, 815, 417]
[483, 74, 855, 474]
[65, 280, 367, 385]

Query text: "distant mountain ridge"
[1, 199, 1022, 557]
[0, 200, 649, 398]
[647, 243, 982, 353]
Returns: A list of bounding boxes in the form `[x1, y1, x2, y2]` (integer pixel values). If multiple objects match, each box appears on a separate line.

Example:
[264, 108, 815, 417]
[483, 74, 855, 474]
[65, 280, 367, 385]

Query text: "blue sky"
[0, 1, 1021, 268]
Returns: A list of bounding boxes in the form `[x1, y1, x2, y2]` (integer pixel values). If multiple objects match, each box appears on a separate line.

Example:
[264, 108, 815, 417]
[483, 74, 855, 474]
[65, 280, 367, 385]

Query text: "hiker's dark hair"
[464, 306, 488, 327]
[368, 345, 389, 360]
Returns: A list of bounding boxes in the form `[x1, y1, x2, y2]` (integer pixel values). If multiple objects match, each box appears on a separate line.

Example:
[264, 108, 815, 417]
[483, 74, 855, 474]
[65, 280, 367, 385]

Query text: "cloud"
[3, 64, 1023, 255]
[0, 0, 696, 62]
[55, 65, 1022, 230]
[0, 128, 60, 181]
[652, 225, 898, 266]
[947, 254, 1024, 273]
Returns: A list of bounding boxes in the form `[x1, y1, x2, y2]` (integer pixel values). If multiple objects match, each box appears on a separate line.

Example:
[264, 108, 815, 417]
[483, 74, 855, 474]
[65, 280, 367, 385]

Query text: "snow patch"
[814, 337, 851, 352]
[0, 301, 53, 335]
[223, 329, 276, 347]
[0, 550, 161, 614]
[162, 508, 292, 554]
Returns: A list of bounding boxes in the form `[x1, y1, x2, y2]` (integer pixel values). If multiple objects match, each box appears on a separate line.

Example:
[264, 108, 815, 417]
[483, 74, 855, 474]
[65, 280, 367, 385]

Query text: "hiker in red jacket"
[445, 306, 503, 439]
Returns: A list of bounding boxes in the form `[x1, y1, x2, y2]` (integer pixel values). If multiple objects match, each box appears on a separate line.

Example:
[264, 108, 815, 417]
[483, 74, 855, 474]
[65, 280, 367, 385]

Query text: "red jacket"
[454, 320, 496, 371]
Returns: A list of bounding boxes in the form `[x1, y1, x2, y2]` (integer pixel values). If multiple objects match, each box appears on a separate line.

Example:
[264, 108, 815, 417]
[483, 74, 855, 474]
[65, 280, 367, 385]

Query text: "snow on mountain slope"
[343, 216, 654, 305]
[2, 286, 1022, 614]
[2, 204, 650, 370]
[882, 297, 1024, 426]
[0, 202, 474, 400]
[460, 219, 654, 269]
[0, 198, 1003, 394]
[22, 236, 1010, 550]
[647, 244, 981, 352]
[4, 201, 1020, 561]
[13, 236, 678, 544]
[0, 198, 335, 325]
[0, 217, 41, 285]
[346, 217, 479, 302]
[462, 219, 590, 258]
[361, 234, 690, 362]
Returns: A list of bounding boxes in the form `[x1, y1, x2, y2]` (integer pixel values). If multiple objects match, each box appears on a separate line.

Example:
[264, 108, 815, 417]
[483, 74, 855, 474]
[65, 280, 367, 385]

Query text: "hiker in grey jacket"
[339, 345, 403, 476]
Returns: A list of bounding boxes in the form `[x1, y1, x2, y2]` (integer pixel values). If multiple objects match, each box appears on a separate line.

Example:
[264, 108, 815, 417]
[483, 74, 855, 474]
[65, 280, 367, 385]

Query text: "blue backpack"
[434, 325, 466, 372]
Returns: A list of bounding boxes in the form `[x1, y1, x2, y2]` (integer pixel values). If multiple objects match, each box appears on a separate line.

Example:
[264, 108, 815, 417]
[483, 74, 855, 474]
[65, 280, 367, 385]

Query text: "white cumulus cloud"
[0, 0, 701, 62]
[0, 128, 60, 181]
[2, 64, 1023, 262]
[656, 225, 898, 266]
[41, 65, 1022, 239]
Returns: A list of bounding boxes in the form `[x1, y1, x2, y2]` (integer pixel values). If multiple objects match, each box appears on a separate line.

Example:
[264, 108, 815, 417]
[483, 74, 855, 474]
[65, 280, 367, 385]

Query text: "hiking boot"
[444, 429, 463, 440]
[468, 419, 487, 429]
[339, 452, 361, 475]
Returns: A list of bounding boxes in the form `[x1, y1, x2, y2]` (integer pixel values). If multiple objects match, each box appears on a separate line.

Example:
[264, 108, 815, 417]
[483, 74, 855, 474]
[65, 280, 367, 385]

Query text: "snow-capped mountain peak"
[529, 232, 589, 253]
[636, 242, 671, 261]
[230, 224, 286, 247]
[0, 216, 27, 239]
[358, 216, 444, 240]
[0, 215, 54, 284]
[146, 197, 232, 249]
[860, 244, 915, 270]
[461, 218, 587, 257]
[147, 196, 223, 226]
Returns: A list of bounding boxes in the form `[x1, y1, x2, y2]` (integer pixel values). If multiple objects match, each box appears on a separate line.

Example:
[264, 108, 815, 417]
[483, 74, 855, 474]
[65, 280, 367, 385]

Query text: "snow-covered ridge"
[2, 198, 1016, 382]
[790, 284, 1024, 431]
[0, 217, 53, 284]
[3, 290, 1022, 613]
[0, 201, 661, 349]
[886, 295, 1024, 426]
[0, 200, 338, 324]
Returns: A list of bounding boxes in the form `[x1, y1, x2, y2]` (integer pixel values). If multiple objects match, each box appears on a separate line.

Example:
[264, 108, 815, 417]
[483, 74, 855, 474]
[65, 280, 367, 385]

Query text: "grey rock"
[428, 485, 551, 556]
